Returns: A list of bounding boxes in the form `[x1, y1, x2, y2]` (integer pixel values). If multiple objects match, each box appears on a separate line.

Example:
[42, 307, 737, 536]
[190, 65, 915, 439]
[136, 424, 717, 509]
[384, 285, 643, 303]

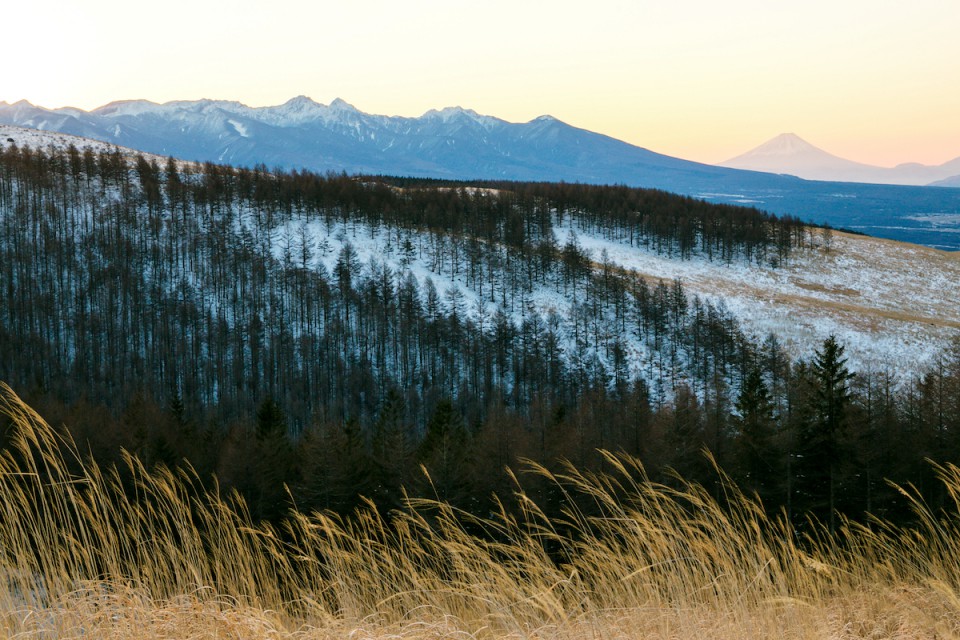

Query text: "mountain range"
[720, 133, 960, 186]
[2, 97, 959, 249]
[0, 96, 787, 189]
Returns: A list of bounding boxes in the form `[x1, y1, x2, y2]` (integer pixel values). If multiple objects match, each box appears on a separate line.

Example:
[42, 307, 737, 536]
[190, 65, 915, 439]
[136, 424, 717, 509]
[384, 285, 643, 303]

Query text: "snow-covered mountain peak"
[423, 106, 468, 119]
[329, 97, 359, 112]
[95, 98, 248, 120]
[285, 95, 318, 106]
[94, 99, 165, 118]
[274, 95, 324, 114]
[3, 100, 49, 119]
[743, 133, 821, 157]
[719, 133, 960, 186]
[254, 96, 359, 127]
[179, 99, 251, 116]
[420, 106, 499, 129]
[720, 132, 879, 179]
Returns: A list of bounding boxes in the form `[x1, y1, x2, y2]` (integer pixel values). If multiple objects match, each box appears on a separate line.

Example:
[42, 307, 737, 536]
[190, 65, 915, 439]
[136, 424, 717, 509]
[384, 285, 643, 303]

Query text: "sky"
[3, 0, 959, 167]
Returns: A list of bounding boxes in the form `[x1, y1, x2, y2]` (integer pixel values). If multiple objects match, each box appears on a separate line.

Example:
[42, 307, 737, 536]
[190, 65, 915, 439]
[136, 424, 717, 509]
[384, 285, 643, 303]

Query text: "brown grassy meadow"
[1, 381, 958, 639]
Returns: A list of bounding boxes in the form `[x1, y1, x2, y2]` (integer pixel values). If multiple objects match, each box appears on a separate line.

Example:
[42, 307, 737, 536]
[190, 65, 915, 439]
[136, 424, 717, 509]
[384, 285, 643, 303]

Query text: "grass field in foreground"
[1, 382, 958, 639]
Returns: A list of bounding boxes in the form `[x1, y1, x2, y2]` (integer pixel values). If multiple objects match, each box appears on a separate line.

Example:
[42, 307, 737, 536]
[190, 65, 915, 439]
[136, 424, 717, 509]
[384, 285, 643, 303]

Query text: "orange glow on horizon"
[2, 0, 958, 168]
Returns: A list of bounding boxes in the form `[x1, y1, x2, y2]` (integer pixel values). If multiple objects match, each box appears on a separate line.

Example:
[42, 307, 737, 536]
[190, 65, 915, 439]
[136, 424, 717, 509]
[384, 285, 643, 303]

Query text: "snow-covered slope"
[720, 133, 960, 186]
[1, 125, 955, 392]
[566, 226, 959, 375]
[0, 123, 176, 169]
[269, 213, 958, 383]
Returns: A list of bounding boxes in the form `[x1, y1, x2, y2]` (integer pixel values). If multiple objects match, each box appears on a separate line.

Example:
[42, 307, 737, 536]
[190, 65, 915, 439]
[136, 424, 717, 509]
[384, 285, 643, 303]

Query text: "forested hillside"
[1, 140, 958, 526]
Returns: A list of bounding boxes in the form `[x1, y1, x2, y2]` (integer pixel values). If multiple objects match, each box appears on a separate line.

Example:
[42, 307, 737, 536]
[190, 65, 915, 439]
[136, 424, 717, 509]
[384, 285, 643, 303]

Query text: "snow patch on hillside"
[266, 211, 958, 386]
[228, 120, 251, 138]
[555, 222, 959, 375]
[0, 125, 185, 168]
[0, 124, 121, 155]
[264, 216, 666, 393]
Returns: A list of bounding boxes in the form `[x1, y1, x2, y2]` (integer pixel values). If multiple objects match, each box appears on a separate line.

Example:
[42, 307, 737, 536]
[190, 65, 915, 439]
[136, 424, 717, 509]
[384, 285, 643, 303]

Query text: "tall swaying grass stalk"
[1, 381, 958, 638]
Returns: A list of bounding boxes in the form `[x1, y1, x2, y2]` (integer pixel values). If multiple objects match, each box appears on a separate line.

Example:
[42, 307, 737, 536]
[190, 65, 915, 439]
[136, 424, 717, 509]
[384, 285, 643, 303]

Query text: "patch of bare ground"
[665, 229, 959, 367]
[699, 277, 960, 332]
[792, 281, 861, 297]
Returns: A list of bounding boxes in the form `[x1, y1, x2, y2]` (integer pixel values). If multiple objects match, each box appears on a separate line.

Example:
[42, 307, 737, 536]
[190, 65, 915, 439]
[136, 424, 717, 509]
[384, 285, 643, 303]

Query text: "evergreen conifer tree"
[417, 398, 470, 504]
[802, 335, 855, 532]
[734, 367, 779, 502]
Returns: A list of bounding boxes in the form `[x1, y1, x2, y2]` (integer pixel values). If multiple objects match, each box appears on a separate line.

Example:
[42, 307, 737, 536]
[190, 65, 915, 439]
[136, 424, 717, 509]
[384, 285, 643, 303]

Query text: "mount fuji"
[720, 133, 960, 186]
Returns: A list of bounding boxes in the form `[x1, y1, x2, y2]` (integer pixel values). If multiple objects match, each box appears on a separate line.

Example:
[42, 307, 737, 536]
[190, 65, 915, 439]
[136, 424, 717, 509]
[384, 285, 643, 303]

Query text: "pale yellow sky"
[3, 0, 959, 167]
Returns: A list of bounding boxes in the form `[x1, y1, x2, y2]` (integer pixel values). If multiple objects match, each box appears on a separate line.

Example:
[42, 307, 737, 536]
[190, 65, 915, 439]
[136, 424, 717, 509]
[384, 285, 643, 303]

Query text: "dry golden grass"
[695, 231, 960, 330]
[584, 226, 960, 373]
[2, 381, 960, 639]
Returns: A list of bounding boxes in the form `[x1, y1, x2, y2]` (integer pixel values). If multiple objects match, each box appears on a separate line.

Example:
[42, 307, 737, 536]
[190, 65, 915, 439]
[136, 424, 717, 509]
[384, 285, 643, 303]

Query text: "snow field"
[268, 212, 957, 387]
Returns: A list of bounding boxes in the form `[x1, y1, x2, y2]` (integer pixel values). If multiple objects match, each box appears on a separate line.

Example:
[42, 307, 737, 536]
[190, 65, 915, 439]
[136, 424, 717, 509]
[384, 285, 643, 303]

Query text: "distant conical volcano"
[719, 133, 960, 186]
[738, 132, 826, 156]
[720, 133, 884, 181]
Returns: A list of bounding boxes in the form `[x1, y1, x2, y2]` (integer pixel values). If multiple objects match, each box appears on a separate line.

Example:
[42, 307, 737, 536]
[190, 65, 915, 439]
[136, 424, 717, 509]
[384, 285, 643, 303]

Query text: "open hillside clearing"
[565, 225, 960, 374]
